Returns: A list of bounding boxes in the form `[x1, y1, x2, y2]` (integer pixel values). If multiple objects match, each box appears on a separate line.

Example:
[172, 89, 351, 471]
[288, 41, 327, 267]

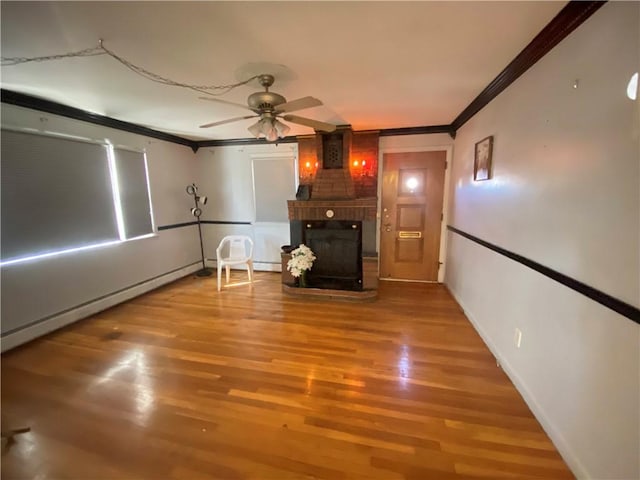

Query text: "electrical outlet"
[514, 328, 522, 348]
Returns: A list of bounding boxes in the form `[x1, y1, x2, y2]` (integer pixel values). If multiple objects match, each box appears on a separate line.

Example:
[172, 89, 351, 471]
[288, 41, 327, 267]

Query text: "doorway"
[379, 150, 447, 282]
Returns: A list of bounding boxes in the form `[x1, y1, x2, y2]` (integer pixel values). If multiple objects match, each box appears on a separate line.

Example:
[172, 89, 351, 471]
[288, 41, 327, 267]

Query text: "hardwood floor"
[1, 271, 573, 479]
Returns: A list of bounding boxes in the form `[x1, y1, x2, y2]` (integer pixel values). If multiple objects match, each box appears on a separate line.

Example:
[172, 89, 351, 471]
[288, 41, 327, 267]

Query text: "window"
[252, 155, 296, 223]
[0, 129, 154, 265]
[112, 148, 154, 239]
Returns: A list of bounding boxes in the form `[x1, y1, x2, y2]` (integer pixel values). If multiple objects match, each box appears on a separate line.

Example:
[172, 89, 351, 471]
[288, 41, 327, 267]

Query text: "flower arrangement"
[286, 244, 316, 286]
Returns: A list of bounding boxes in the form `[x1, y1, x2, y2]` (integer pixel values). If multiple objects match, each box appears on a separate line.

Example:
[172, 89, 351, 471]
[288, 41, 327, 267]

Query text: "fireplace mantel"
[287, 198, 377, 221]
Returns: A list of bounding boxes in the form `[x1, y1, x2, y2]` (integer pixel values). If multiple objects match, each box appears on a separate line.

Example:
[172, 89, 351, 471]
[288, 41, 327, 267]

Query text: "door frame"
[377, 144, 454, 283]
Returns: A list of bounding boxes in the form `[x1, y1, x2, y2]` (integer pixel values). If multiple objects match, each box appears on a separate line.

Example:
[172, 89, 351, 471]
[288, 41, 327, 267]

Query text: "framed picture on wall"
[474, 135, 493, 181]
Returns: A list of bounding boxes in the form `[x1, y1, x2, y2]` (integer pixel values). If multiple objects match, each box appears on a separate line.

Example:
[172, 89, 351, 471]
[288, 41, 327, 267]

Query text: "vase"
[298, 271, 308, 288]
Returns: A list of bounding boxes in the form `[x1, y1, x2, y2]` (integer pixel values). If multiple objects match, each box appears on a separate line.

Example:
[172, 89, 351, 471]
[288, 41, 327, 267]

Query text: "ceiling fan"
[199, 74, 336, 141]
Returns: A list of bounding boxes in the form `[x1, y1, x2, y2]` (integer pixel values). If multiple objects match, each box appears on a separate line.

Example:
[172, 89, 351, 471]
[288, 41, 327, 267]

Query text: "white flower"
[286, 244, 316, 277]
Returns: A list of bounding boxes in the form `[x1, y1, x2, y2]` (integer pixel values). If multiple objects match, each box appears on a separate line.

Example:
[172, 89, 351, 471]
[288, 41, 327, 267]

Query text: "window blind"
[1, 129, 118, 262]
[252, 157, 296, 223]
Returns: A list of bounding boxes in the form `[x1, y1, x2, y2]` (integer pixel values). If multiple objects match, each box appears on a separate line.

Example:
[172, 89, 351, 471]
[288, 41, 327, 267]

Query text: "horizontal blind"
[114, 148, 153, 239]
[1, 129, 118, 262]
[253, 157, 296, 223]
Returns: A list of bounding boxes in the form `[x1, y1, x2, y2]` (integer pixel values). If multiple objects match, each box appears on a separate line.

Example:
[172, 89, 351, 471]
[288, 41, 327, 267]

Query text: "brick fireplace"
[286, 126, 379, 293]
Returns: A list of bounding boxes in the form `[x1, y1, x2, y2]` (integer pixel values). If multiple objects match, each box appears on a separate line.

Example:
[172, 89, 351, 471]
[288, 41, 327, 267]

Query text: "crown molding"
[196, 136, 299, 148]
[378, 125, 455, 139]
[1, 89, 200, 152]
[451, 0, 606, 132]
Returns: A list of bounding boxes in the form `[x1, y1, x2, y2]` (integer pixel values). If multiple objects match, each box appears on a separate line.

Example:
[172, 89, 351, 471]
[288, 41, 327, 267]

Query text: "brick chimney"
[311, 128, 356, 199]
[288, 126, 378, 222]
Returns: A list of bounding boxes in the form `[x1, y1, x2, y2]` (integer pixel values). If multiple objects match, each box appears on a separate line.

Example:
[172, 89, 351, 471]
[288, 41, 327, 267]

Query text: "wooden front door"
[380, 151, 446, 281]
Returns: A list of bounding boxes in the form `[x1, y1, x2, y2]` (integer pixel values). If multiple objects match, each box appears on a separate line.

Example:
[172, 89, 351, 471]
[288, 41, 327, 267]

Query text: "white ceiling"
[1, 1, 566, 141]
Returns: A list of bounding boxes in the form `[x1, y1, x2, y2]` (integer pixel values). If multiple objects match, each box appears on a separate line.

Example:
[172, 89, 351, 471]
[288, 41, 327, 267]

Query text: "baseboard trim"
[253, 262, 281, 272]
[446, 286, 588, 479]
[1, 262, 201, 352]
[379, 278, 439, 284]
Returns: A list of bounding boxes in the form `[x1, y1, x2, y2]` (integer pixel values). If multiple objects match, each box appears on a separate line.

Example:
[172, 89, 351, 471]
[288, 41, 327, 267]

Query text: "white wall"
[195, 143, 297, 270]
[1, 104, 202, 350]
[445, 3, 639, 478]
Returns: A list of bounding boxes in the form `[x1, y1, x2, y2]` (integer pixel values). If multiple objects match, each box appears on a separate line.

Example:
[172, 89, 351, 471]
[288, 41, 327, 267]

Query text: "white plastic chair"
[215, 235, 254, 291]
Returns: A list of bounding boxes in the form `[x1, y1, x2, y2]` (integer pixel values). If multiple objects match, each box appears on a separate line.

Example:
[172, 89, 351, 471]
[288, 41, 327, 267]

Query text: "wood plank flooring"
[1, 271, 573, 479]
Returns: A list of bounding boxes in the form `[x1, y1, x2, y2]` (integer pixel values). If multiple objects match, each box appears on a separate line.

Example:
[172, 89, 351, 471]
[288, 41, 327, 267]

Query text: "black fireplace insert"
[303, 220, 362, 291]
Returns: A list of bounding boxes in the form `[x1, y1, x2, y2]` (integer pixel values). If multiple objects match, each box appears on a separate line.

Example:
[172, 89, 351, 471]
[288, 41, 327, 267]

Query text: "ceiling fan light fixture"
[248, 118, 265, 137]
[265, 125, 279, 142]
[201, 75, 334, 137]
[248, 117, 289, 141]
[273, 118, 290, 137]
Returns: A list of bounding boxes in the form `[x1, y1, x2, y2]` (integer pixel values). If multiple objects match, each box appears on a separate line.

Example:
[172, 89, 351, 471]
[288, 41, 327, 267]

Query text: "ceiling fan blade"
[199, 115, 257, 129]
[275, 96, 323, 114]
[283, 114, 336, 132]
[198, 96, 253, 111]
